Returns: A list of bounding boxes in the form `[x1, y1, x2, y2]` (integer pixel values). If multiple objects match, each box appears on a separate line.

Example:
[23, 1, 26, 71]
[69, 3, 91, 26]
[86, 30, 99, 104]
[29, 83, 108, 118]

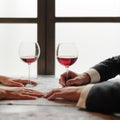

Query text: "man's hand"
[44, 86, 84, 102]
[59, 71, 91, 87]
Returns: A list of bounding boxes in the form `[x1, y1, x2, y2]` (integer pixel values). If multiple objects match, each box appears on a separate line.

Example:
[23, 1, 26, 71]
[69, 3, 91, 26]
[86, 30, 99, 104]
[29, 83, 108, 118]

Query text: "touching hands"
[0, 76, 37, 87]
[59, 71, 91, 87]
[0, 87, 43, 100]
[44, 71, 91, 102]
[0, 73, 90, 101]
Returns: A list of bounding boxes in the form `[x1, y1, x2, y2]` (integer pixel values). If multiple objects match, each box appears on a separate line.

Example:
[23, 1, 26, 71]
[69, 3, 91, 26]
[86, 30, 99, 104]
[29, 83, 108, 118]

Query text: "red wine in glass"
[21, 56, 37, 64]
[57, 56, 78, 67]
[19, 41, 40, 87]
[57, 43, 78, 81]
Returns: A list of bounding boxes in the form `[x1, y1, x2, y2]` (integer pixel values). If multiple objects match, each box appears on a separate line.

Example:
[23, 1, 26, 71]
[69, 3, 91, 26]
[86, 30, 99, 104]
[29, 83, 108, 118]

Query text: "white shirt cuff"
[76, 84, 94, 109]
[86, 69, 100, 83]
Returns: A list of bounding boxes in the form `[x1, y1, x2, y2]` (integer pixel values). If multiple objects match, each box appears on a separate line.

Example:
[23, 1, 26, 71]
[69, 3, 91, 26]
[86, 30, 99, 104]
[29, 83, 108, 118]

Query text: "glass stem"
[65, 66, 69, 81]
[28, 64, 31, 84]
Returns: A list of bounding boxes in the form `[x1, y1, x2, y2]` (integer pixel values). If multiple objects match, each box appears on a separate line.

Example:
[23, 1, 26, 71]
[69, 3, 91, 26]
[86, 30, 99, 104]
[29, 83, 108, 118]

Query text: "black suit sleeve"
[86, 81, 120, 114]
[92, 55, 120, 82]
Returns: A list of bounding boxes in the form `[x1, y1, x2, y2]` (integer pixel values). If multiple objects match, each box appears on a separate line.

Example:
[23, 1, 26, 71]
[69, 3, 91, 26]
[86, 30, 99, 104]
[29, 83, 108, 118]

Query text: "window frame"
[0, 0, 120, 75]
[45, 0, 120, 75]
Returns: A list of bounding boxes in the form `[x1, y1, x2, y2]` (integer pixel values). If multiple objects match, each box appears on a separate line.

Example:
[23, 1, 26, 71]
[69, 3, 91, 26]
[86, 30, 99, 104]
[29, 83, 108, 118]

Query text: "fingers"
[66, 78, 81, 86]
[59, 74, 66, 87]
[59, 77, 79, 87]
[59, 73, 72, 87]
[44, 88, 61, 98]
[4, 88, 44, 100]
[3, 78, 38, 87]
[46, 92, 63, 100]
[59, 78, 66, 87]
[44, 87, 80, 101]
[59, 71, 78, 87]
[59, 73, 89, 86]
[23, 89, 44, 97]
[66, 73, 91, 86]
[6, 81, 24, 87]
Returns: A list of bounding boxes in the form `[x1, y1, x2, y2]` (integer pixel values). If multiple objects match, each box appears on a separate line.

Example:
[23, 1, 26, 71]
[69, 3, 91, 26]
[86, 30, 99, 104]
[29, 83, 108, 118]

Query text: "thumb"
[66, 79, 80, 86]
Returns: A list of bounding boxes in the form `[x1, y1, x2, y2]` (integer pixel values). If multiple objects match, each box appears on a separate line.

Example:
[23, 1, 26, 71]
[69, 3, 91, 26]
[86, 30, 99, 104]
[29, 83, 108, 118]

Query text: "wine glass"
[19, 41, 40, 87]
[56, 42, 78, 80]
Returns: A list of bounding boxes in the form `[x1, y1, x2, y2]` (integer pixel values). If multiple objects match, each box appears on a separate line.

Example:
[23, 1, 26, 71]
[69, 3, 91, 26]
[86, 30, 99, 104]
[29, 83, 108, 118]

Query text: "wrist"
[82, 72, 91, 84]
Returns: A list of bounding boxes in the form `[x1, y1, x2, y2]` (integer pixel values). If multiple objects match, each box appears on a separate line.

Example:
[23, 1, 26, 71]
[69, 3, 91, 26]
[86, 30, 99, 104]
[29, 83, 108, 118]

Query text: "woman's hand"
[59, 71, 91, 87]
[0, 76, 37, 87]
[0, 87, 43, 100]
[44, 86, 84, 102]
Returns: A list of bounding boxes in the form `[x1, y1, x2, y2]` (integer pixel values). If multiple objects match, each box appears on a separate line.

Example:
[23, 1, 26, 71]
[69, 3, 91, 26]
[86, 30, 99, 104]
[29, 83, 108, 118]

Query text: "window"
[0, 0, 37, 77]
[55, 23, 120, 77]
[0, 0, 120, 77]
[0, 0, 55, 76]
[0, 0, 37, 17]
[56, 0, 120, 17]
[0, 24, 37, 77]
[55, 0, 120, 77]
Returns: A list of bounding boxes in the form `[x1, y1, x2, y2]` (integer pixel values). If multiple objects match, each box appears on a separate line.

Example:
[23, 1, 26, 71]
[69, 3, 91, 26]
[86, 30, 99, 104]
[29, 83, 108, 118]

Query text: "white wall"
[0, 0, 120, 78]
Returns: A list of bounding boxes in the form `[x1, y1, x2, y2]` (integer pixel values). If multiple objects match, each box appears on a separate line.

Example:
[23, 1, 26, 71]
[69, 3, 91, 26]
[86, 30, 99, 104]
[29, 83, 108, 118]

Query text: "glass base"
[25, 83, 36, 88]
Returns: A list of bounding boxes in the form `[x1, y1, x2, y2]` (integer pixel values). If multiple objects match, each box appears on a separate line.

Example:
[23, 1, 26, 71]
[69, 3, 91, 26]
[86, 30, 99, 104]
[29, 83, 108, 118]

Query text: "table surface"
[0, 75, 120, 120]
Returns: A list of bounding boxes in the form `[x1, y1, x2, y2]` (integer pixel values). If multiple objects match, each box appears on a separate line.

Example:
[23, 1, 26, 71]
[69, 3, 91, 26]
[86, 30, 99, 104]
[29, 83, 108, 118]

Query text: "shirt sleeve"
[76, 84, 94, 109]
[76, 68, 101, 109]
[86, 68, 101, 83]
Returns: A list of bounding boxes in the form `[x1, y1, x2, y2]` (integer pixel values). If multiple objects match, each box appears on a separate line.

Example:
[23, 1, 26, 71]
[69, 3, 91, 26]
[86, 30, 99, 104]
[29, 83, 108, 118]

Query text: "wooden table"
[0, 75, 120, 120]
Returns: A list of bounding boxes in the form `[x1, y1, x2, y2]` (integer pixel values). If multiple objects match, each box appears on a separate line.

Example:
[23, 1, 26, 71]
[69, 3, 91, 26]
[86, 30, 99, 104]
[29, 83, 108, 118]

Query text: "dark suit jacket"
[86, 55, 120, 114]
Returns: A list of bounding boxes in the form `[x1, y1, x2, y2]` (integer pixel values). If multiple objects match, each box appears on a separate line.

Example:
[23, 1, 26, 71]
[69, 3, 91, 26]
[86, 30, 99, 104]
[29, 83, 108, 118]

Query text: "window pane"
[55, 23, 120, 77]
[0, 24, 37, 77]
[0, 0, 37, 17]
[56, 0, 120, 17]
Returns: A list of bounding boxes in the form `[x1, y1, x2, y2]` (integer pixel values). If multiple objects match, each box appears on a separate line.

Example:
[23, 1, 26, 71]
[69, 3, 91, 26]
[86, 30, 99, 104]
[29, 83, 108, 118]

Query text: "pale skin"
[0, 87, 43, 100]
[44, 70, 91, 101]
[0, 75, 37, 87]
[59, 70, 91, 87]
[44, 86, 84, 102]
[0, 75, 43, 100]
